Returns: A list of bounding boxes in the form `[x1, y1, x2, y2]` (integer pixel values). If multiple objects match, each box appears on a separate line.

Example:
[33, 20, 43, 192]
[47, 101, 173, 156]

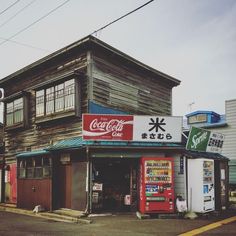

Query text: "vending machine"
[139, 157, 174, 214]
[188, 159, 215, 213]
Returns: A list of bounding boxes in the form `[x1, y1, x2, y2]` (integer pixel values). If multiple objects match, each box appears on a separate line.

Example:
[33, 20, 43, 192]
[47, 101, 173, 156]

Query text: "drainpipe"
[85, 146, 92, 214]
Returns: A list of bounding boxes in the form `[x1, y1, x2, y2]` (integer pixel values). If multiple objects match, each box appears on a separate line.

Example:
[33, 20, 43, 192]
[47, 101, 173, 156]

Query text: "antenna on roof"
[188, 102, 195, 112]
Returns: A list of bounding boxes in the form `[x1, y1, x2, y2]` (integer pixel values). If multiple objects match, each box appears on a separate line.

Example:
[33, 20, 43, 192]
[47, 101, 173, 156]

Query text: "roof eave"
[0, 35, 180, 87]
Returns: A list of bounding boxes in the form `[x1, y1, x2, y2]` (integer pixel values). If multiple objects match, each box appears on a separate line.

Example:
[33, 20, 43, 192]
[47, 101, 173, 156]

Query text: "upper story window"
[4, 93, 29, 130]
[35, 78, 80, 122]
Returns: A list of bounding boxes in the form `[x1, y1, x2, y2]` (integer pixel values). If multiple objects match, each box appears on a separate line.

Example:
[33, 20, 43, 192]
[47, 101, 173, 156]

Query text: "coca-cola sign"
[83, 114, 133, 141]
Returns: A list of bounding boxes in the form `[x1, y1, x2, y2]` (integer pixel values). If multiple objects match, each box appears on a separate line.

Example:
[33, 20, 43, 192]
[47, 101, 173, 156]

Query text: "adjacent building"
[186, 99, 236, 189]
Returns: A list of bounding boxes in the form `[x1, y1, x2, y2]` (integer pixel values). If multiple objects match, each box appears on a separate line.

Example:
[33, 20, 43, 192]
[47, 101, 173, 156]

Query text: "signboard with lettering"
[188, 114, 207, 124]
[82, 114, 133, 141]
[83, 114, 182, 143]
[133, 116, 182, 142]
[186, 126, 224, 153]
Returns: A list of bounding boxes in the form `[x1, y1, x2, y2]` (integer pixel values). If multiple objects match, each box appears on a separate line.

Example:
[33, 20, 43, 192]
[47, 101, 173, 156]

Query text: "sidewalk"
[0, 203, 92, 224]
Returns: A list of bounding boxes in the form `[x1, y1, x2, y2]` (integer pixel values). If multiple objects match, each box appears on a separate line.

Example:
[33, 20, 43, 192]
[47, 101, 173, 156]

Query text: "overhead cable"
[0, 36, 49, 52]
[0, 0, 21, 16]
[0, 0, 37, 29]
[0, 0, 70, 47]
[91, 0, 154, 36]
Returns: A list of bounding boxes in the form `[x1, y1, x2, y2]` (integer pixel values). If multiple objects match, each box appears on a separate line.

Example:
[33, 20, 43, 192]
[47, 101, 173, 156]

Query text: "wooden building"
[0, 35, 182, 212]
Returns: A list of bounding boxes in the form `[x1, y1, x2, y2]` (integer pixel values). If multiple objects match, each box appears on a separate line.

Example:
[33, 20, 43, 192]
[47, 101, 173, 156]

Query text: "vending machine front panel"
[139, 157, 174, 214]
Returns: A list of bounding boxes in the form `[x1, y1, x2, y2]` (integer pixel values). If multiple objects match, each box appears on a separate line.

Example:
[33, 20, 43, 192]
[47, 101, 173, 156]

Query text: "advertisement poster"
[186, 126, 224, 153]
[83, 114, 182, 143]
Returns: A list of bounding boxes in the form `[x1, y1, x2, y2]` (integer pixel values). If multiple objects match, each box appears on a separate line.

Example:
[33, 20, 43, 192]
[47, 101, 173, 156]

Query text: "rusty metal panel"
[17, 178, 52, 210]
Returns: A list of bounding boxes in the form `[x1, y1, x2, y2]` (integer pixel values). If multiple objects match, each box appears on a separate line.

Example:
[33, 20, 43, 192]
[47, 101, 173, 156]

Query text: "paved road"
[0, 211, 236, 236]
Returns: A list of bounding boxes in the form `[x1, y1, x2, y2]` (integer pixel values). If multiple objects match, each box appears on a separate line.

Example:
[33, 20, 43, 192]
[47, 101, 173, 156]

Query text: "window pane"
[46, 87, 54, 114]
[55, 83, 64, 112]
[36, 90, 45, 117]
[65, 79, 75, 110]
[42, 157, 51, 166]
[19, 168, 26, 178]
[6, 102, 14, 125]
[14, 98, 23, 123]
[35, 167, 43, 178]
[34, 157, 42, 167]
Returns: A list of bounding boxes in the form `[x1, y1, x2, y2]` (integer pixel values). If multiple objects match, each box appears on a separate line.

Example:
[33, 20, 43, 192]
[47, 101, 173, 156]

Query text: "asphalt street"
[0, 211, 236, 236]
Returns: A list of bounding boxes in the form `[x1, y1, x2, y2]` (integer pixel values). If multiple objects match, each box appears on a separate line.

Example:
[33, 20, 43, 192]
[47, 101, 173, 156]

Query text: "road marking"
[178, 216, 236, 236]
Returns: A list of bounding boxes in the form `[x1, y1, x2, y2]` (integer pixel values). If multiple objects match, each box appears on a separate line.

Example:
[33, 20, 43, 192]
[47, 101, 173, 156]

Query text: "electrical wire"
[0, 0, 70, 47]
[0, 0, 21, 16]
[0, 0, 37, 29]
[91, 0, 154, 36]
[0, 36, 50, 52]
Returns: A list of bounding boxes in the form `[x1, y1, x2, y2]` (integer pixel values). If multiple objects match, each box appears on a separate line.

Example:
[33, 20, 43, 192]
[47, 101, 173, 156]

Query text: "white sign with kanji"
[133, 116, 182, 142]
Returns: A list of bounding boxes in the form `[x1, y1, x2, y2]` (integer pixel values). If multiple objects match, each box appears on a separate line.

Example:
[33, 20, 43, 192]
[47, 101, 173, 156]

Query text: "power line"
[0, 0, 70, 47]
[0, 36, 50, 52]
[91, 0, 154, 36]
[0, 0, 37, 29]
[0, 0, 21, 16]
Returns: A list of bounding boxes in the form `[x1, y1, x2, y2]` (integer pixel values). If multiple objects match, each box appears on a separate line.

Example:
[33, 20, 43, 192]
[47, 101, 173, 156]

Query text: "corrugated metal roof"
[16, 149, 50, 158]
[47, 137, 182, 151]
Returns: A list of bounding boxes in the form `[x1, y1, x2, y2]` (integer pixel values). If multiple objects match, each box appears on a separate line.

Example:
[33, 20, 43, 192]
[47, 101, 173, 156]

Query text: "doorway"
[92, 158, 138, 212]
[57, 164, 72, 209]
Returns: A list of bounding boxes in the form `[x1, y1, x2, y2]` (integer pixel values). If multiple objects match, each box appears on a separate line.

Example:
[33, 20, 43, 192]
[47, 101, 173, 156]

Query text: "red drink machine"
[139, 157, 174, 214]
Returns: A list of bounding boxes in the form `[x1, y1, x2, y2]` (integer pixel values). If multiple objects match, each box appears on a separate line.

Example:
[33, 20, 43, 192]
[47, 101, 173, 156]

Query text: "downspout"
[85, 146, 92, 214]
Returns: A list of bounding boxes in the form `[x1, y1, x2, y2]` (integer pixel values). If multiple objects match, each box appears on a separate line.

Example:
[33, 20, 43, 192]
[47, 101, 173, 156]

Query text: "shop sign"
[188, 114, 207, 124]
[186, 126, 224, 153]
[133, 116, 182, 142]
[92, 183, 103, 191]
[82, 114, 133, 141]
[83, 114, 182, 142]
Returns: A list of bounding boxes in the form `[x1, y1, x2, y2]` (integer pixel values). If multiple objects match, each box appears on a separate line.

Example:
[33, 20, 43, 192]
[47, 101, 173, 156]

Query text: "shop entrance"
[92, 158, 138, 212]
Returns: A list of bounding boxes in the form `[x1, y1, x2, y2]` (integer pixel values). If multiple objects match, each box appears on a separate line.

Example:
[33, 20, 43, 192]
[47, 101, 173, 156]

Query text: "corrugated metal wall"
[205, 99, 236, 184]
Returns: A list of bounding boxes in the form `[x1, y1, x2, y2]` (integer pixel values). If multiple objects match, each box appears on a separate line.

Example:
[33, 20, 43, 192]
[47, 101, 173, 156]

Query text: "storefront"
[47, 137, 184, 213]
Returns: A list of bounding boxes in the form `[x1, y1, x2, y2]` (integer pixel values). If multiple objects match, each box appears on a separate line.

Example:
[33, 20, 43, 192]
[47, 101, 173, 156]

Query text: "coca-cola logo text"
[89, 119, 126, 137]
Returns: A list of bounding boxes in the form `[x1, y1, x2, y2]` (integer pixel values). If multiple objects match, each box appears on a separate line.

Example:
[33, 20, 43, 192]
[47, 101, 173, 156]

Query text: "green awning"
[47, 136, 183, 151]
[16, 149, 50, 158]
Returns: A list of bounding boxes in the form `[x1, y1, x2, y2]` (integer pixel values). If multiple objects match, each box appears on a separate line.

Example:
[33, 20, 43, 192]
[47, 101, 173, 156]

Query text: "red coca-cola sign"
[83, 114, 133, 141]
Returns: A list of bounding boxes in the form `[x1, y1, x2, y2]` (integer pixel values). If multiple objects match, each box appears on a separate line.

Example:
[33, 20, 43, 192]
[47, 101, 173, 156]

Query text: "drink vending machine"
[188, 159, 215, 213]
[139, 157, 174, 214]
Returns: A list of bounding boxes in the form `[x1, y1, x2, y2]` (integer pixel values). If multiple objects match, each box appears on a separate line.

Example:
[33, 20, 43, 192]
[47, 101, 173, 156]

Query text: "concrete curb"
[0, 205, 92, 224]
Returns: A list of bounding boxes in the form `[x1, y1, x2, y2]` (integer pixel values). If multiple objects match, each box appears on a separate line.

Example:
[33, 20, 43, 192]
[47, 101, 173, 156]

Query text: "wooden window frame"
[18, 156, 52, 179]
[35, 77, 81, 124]
[4, 93, 29, 130]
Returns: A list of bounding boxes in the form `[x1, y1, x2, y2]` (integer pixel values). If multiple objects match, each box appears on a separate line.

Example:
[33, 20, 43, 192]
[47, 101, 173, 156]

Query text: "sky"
[0, 0, 235, 122]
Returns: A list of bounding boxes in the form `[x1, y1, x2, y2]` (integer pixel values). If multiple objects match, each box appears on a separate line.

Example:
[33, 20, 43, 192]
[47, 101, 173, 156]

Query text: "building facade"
[0, 35, 184, 212]
[186, 100, 236, 187]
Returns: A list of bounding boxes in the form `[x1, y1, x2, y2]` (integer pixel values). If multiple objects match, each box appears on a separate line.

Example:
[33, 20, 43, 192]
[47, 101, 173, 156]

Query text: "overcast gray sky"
[0, 0, 235, 121]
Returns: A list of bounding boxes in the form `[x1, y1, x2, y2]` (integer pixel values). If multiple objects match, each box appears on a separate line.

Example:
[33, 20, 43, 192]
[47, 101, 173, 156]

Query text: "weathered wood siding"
[3, 53, 89, 162]
[91, 53, 173, 115]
